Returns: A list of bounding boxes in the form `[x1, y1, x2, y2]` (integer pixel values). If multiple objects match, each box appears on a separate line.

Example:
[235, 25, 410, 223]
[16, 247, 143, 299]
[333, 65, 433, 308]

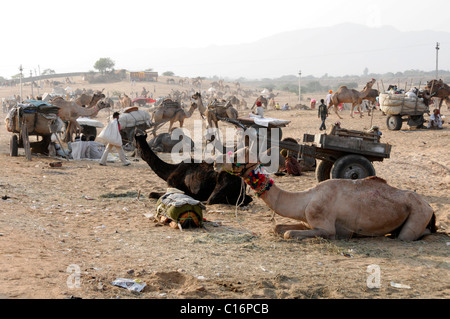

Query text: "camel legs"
[328, 104, 343, 120]
[64, 121, 80, 142]
[168, 120, 174, 133]
[397, 200, 435, 241]
[274, 223, 311, 235]
[178, 119, 185, 130]
[283, 228, 336, 240]
[357, 104, 363, 118]
[350, 104, 355, 118]
[282, 205, 340, 240]
[398, 218, 429, 241]
[169, 119, 185, 133]
[438, 98, 444, 111]
[349, 104, 363, 118]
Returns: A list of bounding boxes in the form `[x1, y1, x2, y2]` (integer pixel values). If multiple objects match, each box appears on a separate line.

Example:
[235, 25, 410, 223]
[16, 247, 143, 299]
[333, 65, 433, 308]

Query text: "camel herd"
[24, 87, 247, 150]
[7, 76, 444, 242]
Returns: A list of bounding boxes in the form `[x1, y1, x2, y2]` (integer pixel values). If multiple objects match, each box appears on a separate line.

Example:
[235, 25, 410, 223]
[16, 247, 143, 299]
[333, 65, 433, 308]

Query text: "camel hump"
[366, 176, 387, 184]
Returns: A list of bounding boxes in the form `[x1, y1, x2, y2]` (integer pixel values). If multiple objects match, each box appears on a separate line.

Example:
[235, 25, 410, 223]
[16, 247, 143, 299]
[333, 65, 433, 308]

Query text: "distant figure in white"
[98, 112, 131, 166]
[253, 101, 264, 117]
[427, 109, 444, 129]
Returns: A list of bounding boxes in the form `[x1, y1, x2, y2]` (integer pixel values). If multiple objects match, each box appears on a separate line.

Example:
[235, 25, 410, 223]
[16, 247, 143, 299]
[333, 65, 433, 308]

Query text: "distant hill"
[115, 23, 450, 79]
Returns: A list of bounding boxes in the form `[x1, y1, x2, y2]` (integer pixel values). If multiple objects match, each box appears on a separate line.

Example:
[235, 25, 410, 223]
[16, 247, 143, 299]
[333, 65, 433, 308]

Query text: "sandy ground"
[0, 77, 449, 300]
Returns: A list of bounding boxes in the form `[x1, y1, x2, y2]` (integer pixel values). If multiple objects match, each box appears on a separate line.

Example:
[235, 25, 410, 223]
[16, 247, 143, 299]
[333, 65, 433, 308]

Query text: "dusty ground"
[0, 77, 449, 300]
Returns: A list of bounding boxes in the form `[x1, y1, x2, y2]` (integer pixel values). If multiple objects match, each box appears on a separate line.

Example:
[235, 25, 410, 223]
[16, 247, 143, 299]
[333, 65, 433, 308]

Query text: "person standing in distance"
[99, 112, 131, 166]
[318, 99, 328, 131]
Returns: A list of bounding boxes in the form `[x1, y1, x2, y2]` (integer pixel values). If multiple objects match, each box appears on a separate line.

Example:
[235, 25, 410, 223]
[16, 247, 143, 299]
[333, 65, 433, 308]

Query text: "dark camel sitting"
[135, 132, 252, 206]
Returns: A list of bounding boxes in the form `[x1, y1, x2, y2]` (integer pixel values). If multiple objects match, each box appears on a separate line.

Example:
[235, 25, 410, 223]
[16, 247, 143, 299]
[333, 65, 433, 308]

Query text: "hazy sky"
[1, 0, 449, 78]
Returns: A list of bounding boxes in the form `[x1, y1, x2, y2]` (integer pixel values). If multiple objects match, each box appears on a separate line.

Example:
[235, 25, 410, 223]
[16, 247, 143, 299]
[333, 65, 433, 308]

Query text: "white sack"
[97, 119, 122, 146]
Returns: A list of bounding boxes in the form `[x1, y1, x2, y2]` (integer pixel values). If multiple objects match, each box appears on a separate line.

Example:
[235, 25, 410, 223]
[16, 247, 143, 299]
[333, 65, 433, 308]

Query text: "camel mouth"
[213, 161, 223, 172]
[213, 156, 226, 172]
[134, 130, 147, 138]
[213, 159, 234, 174]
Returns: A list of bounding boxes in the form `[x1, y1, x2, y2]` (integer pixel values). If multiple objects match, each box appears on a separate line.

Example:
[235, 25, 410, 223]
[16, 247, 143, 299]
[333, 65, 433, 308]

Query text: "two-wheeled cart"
[5, 100, 64, 160]
[278, 126, 392, 182]
[379, 93, 430, 130]
[218, 117, 391, 182]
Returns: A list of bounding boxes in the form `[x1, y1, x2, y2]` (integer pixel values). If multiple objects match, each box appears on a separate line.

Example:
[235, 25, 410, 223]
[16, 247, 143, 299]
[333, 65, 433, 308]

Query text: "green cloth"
[156, 193, 204, 226]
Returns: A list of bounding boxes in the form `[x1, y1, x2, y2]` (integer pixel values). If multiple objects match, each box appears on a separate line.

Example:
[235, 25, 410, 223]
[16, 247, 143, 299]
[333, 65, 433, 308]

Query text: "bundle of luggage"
[5, 99, 64, 134]
[154, 192, 205, 230]
[379, 93, 428, 115]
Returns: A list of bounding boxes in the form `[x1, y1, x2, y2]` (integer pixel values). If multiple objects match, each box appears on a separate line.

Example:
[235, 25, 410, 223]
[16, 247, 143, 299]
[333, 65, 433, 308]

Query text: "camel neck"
[195, 96, 206, 115]
[258, 182, 311, 222]
[136, 136, 179, 181]
[361, 83, 374, 97]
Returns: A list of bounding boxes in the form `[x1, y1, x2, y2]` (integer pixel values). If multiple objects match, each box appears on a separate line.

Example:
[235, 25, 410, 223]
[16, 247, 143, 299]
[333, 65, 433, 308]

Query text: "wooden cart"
[277, 126, 391, 182]
[379, 93, 430, 130]
[218, 117, 391, 182]
[6, 100, 64, 160]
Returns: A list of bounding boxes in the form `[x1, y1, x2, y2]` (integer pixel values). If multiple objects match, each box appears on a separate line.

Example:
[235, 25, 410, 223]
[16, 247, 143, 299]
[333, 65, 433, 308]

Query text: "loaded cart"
[379, 93, 430, 130]
[117, 106, 152, 149]
[5, 100, 64, 160]
[278, 126, 392, 182]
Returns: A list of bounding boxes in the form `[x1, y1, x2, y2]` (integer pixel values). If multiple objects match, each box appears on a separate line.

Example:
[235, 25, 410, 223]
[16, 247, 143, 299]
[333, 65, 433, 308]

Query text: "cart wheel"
[386, 115, 402, 131]
[331, 155, 376, 180]
[315, 160, 333, 182]
[408, 115, 425, 128]
[10, 135, 18, 157]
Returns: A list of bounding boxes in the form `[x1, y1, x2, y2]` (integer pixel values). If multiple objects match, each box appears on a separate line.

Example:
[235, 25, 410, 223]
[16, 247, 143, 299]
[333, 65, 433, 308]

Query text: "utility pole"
[38, 65, 41, 93]
[298, 70, 302, 104]
[19, 65, 23, 102]
[30, 70, 33, 98]
[35, 69, 39, 97]
[436, 42, 440, 79]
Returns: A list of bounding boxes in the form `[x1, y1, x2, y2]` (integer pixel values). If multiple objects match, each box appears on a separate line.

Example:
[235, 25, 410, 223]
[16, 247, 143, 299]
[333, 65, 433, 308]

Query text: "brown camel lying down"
[214, 148, 437, 241]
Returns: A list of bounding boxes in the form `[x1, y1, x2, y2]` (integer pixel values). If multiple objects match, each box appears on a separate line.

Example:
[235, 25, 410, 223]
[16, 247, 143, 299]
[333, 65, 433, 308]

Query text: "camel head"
[192, 92, 201, 100]
[366, 78, 376, 88]
[94, 90, 106, 99]
[89, 91, 106, 106]
[135, 130, 148, 142]
[214, 147, 258, 177]
[426, 79, 446, 92]
[96, 100, 111, 110]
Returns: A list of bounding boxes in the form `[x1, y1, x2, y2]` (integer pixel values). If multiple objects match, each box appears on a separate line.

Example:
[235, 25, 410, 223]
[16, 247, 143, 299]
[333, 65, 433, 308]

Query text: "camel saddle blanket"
[118, 110, 152, 129]
[5, 102, 64, 134]
[208, 100, 231, 109]
[22, 100, 61, 114]
[156, 193, 205, 229]
[161, 99, 181, 109]
[123, 106, 139, 113]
